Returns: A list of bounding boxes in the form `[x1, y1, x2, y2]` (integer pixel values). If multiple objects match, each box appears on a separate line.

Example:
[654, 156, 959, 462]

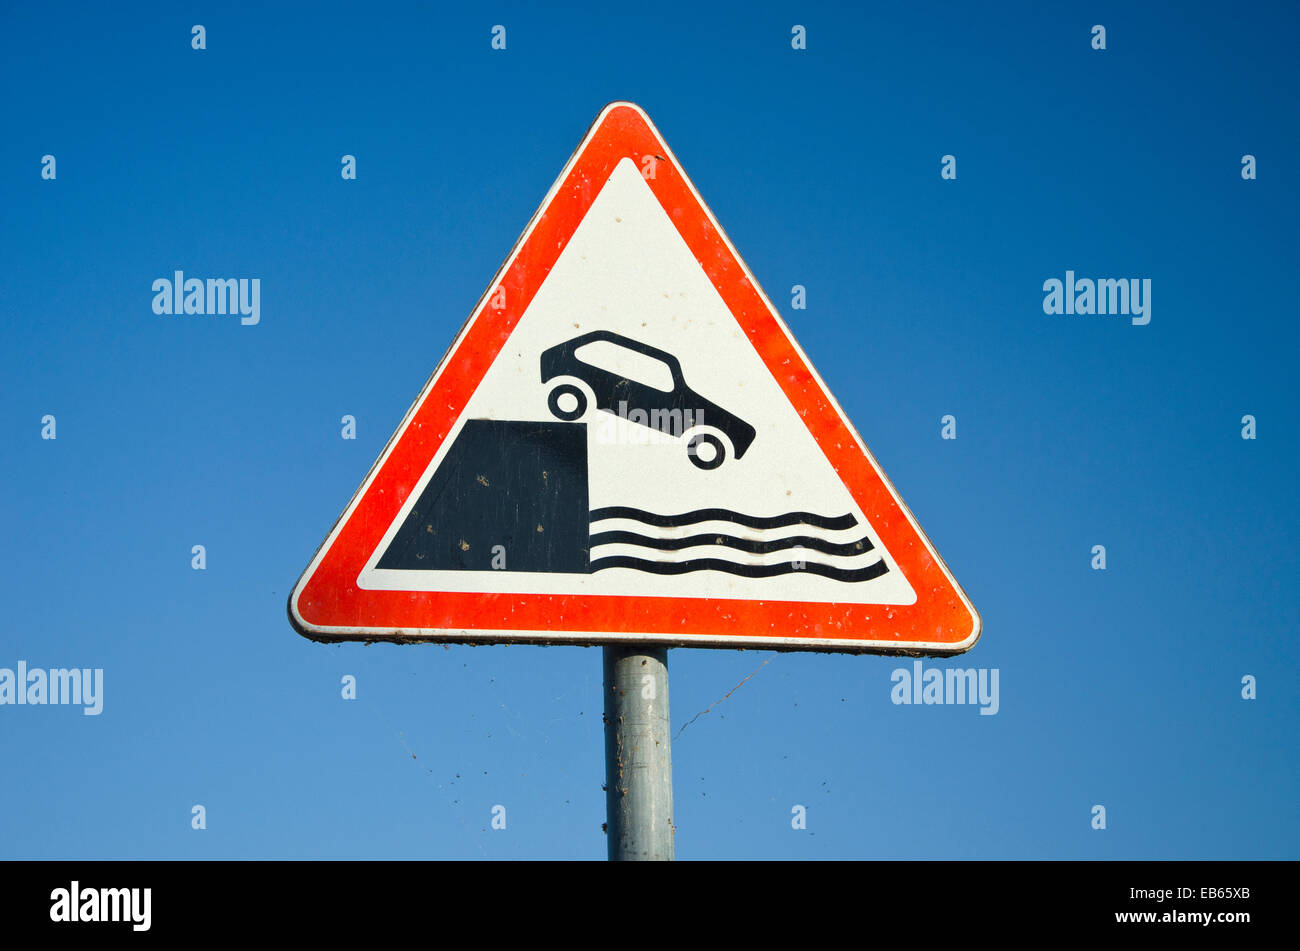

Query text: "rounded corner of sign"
[600, 100, 646, 118]
[949, 606, 983, 655]
[285, 581, 322, 641]
[596, 100, 653, 130]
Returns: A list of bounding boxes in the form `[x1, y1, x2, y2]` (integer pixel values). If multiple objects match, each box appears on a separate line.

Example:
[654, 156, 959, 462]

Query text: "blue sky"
[1, 0, 1297, 858]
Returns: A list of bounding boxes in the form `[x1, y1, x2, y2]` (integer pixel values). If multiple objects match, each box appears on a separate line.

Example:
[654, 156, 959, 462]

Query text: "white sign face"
[290, 102, 979, 654]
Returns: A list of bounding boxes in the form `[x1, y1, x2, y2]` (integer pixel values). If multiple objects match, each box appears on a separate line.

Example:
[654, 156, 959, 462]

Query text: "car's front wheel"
[687, 432, 726, 470]
[547, 383, 588, 421]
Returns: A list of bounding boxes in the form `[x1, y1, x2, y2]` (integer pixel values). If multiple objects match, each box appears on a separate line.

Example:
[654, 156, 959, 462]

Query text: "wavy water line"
[590, 529, 876, 557]
[589, 507, 858, 531]
[589, 555, 890, 582]
[591, 519, 868, 544]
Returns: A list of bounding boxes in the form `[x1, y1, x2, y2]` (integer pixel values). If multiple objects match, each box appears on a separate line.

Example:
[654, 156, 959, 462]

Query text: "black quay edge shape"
[377, 419, 591, 573]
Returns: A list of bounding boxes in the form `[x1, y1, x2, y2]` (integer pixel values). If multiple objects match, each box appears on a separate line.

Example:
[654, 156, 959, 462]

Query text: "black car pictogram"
[540, 330, 756, 469]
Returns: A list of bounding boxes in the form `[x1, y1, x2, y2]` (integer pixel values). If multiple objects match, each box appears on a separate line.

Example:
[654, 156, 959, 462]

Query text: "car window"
[574, 340, 675, 392]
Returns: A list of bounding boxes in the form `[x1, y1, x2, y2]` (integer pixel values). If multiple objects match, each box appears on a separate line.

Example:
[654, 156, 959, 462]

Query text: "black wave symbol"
[590, 506, 858, 532]
[588, 555, 890, 583]
[591, 529, 876, 557]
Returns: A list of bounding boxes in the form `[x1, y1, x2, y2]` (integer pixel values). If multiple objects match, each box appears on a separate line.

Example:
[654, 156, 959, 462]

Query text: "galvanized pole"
[603, 646, 674, 860]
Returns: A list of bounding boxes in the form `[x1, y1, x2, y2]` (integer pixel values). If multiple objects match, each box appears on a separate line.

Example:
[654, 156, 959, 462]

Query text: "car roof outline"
[565, 330, 685, 386]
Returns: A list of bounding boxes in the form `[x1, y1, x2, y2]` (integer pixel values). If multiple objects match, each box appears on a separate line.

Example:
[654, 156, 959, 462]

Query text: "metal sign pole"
[602, 645, 674, 860]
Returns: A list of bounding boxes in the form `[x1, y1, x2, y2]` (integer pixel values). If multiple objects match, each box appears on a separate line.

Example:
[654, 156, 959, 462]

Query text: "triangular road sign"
[289, 102, 980, 654]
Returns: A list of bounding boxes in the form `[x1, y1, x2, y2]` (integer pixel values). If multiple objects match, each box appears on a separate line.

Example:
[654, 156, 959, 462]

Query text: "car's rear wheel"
[547, 383, 587, 421]
[687, 432, 726, 470]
